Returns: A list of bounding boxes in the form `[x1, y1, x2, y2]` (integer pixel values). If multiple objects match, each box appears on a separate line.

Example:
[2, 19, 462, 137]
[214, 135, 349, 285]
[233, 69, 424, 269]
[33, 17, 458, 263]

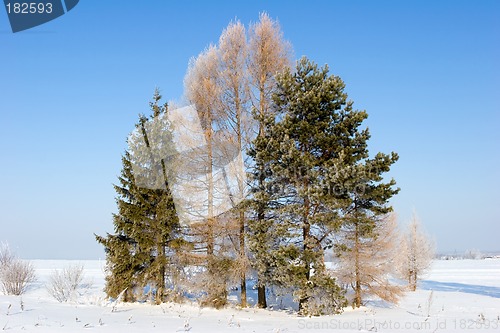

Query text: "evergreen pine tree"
[251, 57, 400, 314]
[96, 90, 183, 304]
[252, 58, 353, 314]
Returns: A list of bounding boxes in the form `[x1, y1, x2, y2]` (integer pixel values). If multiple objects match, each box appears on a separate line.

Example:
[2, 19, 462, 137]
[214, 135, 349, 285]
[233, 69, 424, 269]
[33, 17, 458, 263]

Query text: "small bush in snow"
[46, 264, 85, 302]
[0, 243, 36, 296]
[0, 243, 15, 268]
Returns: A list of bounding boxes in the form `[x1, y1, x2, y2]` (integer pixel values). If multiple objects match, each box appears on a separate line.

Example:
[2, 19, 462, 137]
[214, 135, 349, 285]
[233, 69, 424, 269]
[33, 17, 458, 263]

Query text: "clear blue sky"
[1, 1, 498, 259]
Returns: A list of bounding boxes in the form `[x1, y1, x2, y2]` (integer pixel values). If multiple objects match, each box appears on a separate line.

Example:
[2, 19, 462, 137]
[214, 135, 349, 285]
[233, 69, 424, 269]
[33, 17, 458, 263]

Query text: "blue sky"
[1, 1, 498, 259]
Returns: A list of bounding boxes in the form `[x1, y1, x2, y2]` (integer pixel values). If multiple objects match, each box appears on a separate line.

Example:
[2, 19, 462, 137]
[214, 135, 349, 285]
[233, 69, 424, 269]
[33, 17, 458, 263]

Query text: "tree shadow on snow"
[364, 299, 397, 309]
[420, 280, 500, 298]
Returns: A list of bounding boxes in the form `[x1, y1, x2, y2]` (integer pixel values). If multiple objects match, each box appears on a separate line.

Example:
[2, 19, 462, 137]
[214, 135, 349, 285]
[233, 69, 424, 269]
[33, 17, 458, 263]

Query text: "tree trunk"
[257, 284, 267, 308]
[206, 120, 219, 305]
[156, 243, 166, 304]
[256, 199, 267, 308]
[234, 92, 247, 308]
[256, 134, 268, 308]
[299, 194, 311, 311]
[239, 210, 247, 307]
[408, 270, 416, 291]
[255, 82, 270, 309]
[354, 222, 361, 308]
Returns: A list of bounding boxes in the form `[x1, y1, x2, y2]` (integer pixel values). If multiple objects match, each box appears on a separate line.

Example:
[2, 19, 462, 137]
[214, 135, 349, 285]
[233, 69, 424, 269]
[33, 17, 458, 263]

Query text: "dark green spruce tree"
[250, 57, 399, 315]
[96, 90, 184, 304]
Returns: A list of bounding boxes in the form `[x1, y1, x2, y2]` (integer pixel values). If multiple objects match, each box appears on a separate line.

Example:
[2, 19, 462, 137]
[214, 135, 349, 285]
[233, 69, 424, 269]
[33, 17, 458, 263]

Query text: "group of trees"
[96, 14, 434, 315]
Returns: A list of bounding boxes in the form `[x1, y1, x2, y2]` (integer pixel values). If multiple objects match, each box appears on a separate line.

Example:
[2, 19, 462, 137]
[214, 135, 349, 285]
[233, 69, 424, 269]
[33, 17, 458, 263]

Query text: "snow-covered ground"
[0, 259, 499, 332]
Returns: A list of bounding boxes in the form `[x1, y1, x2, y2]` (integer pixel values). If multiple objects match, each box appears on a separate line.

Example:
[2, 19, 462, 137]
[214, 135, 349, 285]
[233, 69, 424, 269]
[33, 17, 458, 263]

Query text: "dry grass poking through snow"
[0, 259, 498, 332]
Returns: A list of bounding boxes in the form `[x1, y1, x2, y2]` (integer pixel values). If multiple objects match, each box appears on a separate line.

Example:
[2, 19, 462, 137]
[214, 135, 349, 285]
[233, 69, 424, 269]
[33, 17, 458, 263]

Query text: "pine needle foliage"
[96, 90, 183, 303]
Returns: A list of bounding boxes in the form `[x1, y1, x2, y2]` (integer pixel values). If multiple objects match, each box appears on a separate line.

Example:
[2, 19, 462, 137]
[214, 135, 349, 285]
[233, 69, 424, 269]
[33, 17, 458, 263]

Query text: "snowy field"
[0, 259, 499, 332]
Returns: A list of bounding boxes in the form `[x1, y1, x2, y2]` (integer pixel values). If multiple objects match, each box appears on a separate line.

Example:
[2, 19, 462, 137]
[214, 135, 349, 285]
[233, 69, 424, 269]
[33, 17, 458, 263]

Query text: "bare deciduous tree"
[336, 214, 404, 307]
[248, 12, 292, 130]
[217, 20, 251, 307]
[246, 12, 292, 309]
[185, 44, 231, 308]
[398, 211, 434, 291]
[183, 14, 292, 308]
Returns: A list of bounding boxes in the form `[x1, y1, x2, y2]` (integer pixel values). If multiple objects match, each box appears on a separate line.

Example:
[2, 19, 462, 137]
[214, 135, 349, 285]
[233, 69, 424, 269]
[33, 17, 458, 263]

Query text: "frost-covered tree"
[336, 214, 404, 307]
[216, 20, 251, 307]
[331, 146, 399, 308]
[251, 57, 400, 314]
[183, 13, 291, 308]
[464, 248, 483, 260]
[398, 212, 434, 291]
[184, 43, 233, 308]
[96, 90, 184, 303]
[246, 12, 292, 309]
[252, 58, 361, 314]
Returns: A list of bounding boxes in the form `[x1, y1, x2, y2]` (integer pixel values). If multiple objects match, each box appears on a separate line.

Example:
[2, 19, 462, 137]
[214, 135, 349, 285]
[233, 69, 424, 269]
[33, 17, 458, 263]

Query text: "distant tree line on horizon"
[439, 249, 498, 260]
[95, 13, 434, 315]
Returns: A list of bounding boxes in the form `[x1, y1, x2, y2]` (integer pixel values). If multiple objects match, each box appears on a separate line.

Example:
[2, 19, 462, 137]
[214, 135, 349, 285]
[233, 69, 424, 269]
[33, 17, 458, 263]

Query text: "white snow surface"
[0, 259, 499, 332]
